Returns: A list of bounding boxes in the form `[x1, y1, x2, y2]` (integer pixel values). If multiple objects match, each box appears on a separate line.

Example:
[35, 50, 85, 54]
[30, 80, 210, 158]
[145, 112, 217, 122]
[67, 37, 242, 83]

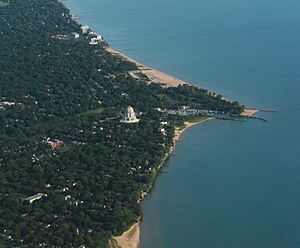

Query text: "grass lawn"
[78, 107, 119, 117]
[80, 108, 104, 116]
[185, 115, 209, 123]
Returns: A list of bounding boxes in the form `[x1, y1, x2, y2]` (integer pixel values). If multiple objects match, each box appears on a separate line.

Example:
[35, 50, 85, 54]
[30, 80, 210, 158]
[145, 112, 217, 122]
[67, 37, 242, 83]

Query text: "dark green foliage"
[0, 0, 243, 247]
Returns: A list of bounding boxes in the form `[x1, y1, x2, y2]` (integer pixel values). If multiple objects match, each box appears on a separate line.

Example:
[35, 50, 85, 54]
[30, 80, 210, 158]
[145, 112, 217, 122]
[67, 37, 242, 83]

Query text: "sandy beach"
[112, 118, 213, 248]
[106, 44, 251, 248]
[106, 43, 221, 248]
[106, 47, 187, 87]
[240, 108, 259, 117]
[112, 112, 254, 248]
[113, 221, 141, 248]
[173, 118, 214, 143]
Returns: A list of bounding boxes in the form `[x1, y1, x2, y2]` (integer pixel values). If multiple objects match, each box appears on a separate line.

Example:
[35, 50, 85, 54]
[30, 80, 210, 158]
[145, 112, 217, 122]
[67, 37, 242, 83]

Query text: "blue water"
[65, 0, 300, 247]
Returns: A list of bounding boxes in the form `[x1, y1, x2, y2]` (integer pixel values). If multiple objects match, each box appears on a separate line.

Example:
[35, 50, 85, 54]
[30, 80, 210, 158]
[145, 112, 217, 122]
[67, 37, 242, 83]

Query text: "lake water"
[65, 0, 300, 247]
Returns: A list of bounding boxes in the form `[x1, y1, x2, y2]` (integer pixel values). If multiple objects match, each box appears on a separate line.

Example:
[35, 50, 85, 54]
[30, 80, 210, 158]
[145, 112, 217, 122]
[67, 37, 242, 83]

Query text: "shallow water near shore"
[65, 0, 300, 247]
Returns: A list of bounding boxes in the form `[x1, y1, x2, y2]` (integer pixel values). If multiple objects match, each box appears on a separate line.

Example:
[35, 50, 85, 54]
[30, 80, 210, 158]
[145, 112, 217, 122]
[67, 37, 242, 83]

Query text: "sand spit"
[240, 108, 259, 117]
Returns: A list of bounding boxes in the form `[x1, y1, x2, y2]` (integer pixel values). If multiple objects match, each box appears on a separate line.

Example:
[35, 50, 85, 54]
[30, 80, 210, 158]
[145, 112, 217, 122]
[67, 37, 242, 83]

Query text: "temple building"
[120, 106, 140, 123]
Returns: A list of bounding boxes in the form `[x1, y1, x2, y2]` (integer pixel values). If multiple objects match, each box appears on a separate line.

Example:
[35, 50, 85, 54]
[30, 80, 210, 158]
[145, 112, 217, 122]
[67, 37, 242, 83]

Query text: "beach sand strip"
[106, 47, 187, 87]
[240, 108, 259, 117]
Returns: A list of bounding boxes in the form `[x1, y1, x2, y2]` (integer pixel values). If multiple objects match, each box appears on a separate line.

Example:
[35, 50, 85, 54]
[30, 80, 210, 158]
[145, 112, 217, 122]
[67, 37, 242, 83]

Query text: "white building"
[89, 33, 103, 45]
[89, 38, 99, 45]
[95, 34, 102, 40]
[158, 127, 167, 136]
[120, 106, 140, 123]
[160, 121, 168, 125]
[24, 193, 47, 204]
[89, 37, 98, 45]
[71, 32, 80, 39]
[89, 31, 102, 40]
[80, 25, 89, 34]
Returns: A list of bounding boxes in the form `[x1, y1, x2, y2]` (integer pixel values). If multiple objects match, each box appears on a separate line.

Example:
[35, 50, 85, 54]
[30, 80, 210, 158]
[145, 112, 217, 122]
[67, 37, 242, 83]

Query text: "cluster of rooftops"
[80, 25, 103, 45]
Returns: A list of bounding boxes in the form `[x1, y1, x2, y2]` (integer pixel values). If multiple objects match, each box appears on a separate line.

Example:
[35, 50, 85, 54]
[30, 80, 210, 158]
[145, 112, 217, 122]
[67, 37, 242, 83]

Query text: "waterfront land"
[112, 220, 141, 248]
[106, 47, 186, 88]
[65, 0, 300, 247]
[240, 109, 259, 117]
[0, 1, 244, 247]
[112, 117, 214, 248]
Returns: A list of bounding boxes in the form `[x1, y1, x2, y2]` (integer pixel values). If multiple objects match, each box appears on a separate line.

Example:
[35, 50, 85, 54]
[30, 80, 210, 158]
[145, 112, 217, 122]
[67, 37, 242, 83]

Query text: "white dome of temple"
[120, 106, 140, 123]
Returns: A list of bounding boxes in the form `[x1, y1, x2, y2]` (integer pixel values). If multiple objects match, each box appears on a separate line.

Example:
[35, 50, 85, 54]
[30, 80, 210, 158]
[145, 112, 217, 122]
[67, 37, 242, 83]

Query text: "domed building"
[120, 106, 140, 123]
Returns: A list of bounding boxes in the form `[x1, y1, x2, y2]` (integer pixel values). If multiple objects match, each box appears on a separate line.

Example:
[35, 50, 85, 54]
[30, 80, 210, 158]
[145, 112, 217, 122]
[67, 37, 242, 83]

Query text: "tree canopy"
[0, 0, 244, 247]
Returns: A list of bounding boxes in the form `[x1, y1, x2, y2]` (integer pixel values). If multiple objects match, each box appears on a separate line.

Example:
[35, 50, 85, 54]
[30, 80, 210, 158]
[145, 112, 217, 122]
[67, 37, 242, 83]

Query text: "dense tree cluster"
[0, 0, 244, 247]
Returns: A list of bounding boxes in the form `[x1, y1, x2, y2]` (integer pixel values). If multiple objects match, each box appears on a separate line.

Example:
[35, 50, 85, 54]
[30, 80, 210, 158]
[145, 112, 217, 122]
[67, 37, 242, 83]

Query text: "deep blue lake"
[65, 0, 300, 247]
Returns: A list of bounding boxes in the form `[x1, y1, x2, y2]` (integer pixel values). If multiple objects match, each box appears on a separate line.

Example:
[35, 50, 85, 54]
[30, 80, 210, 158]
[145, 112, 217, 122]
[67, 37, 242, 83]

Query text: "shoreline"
[63, 4, 256, 248]
[112, 221, 141, 248]
[112, 117, 214, 248]
[113, 111, 259, 248]
[106, 38, 256, 248]
[106, 47, 187, 88]
[240, 108, 259, 117]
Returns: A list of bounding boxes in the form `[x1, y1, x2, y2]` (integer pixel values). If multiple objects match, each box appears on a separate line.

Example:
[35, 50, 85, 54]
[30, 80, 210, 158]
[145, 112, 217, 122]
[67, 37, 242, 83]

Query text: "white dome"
[121, 106, 140, 123]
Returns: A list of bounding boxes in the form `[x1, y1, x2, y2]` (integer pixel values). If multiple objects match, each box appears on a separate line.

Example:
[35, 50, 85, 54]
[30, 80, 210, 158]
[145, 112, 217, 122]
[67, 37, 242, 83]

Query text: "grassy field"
[185, 115, 209, 123]
[80, 108, 104, 116]
[78, 107, 120, 118]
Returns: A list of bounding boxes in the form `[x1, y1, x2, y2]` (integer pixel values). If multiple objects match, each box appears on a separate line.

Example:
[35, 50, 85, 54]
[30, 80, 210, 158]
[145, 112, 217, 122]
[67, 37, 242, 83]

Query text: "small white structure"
[120, 106, 140, 123]
[80, 25, 90, 34]
[65, 195, 72, 201]
[24, 193, 47, 204]
[158, 127, 167, 136]
[160, 121, 168, 125]
[89, 31, 102, 40]
[89, 32, 103, 45]
[71, 32, 80, 39]
[95, 34, 102, 40]
[0, 101, 15, 106]
[89, 37, 99, 45]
